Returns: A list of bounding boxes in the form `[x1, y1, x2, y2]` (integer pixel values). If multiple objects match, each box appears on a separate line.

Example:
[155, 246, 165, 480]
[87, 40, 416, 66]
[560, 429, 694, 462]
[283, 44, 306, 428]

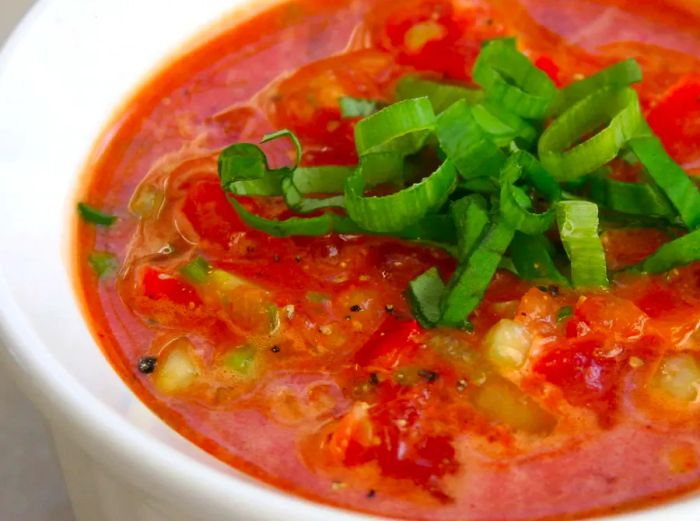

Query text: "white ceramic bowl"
[0, 1, 699, 520]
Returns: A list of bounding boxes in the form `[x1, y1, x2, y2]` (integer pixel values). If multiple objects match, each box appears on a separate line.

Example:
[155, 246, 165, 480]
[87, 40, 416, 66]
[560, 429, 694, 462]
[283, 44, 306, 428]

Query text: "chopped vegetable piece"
[354, 97, 436, 156]
[450, 195, 489, 260]
[224, 345, 257, 375]
[499, 151, 560, 235]
[436, 99, 505, 180]
[636, 228, 700, 273]
[344, 159, 457, 232]
[219, 142, 285, 196]
[484, 319, 532, 370]
[153, 338, 200, 394]
[549, 59, 643, 116]
[588, 174, 676, 220]
[539, 87, 644, 181]
[555, 201, 608, 288]
[510, 233, 568, 285]
[407, 267, 445, 327]
[88, 251, 118, 278]
[179, 257, 211, 284]
[339, 96, 381, 118]
[395, 75, 484, 113]
[653, 353, 700, 402]
[77, 202, 117, 226]
[629, 136, 700, 229]
[440, 218, 515, 327]
[472, 38, 557, 119]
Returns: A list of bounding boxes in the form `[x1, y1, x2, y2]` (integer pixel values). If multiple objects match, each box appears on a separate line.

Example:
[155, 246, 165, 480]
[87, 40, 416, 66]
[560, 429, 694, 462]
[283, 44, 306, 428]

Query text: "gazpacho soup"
[74, 0, 700, 519]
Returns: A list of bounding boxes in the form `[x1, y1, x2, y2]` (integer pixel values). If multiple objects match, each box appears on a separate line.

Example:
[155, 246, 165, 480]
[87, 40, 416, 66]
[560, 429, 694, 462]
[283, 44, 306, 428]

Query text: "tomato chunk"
[353, 317, 421, 369]
[647, 74, 700, 168]
[142, 268, 202, 307]
[181, 178, 247, 248]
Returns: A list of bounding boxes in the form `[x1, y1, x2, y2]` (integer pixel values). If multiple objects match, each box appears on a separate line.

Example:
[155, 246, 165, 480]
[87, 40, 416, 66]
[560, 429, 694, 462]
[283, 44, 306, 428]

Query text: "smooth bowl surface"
[0, 0, 698, 520]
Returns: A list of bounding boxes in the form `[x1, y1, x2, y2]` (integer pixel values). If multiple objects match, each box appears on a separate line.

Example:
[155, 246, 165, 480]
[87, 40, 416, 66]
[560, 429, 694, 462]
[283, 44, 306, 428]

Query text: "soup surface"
[75, 0, 700, 519]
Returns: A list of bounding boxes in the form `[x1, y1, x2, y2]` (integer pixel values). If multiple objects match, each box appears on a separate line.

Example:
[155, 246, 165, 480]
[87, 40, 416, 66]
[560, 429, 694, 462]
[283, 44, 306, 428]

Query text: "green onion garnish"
[78, 203, 117, 226]
[556, 201, 608, 288]
[179, 257, 211, 284]
[214, 37, 700, 328]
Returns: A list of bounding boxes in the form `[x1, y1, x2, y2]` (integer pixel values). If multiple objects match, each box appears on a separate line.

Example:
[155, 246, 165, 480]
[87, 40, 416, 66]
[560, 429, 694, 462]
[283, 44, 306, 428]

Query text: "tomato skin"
[647, 74, 700, 167]
[353, 317, 421, 369]
[142, 268, 202, 306]
[534, 56, 561, 86]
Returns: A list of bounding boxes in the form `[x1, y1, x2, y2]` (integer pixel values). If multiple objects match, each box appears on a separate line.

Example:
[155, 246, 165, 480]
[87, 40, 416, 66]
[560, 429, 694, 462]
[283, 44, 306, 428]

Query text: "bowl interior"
[0, 0, 699, 520]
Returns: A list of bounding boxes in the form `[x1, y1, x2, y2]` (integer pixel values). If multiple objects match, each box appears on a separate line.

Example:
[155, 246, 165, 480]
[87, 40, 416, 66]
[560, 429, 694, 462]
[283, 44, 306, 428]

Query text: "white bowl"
[0, 1, 699, 520]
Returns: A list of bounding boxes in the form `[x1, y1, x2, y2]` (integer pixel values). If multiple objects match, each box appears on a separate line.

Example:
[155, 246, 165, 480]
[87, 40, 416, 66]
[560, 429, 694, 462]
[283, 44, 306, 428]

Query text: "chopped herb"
[557, 306, 573, 322]
[339, 96, 380, 118]
[137, 356, 158, 374]
[77, 202, 117, 226]
[224, 346, 257, 375]
[88, 251, 118, 278]
[179, 257, 211, 284]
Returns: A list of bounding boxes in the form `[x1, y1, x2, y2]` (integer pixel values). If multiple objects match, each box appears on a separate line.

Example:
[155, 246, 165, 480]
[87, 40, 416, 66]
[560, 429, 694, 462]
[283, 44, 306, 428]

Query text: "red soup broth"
[75, 0, 700, 519]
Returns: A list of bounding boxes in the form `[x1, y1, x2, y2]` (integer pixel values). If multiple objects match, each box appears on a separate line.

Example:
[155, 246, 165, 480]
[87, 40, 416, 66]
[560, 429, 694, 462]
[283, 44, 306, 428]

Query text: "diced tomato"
[534, 337, 622, 422]
[365, 0, 503, 81]
[647, 74, 700, 168]
[534, 56, 561, 86]
[142, 268, 202, 307]
[566, 295, 647, 341]
[602, 228, 670, 271]
[353, 317, 421, 369]
[637, 282, 684, 319]
[181, 178, 247, 248]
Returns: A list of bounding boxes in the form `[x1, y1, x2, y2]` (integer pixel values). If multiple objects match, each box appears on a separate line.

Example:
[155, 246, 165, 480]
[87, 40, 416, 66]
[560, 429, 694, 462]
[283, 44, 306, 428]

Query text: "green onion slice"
[539, 87, 644, 181]
[510, 233, 568, 284]
[436, 99, 506, 180]
[555, 201, 608, 287]
[440, 218, 515, 328]
[78, 203, 117, 226]
[218, 143, 285, 196]
[472, 38, 557, 119]
[450, 195, 489, 260]
[588, 174, 676, 220]
[471, 102, 538, 147]
[636, 229, 700, 273]
[261, 129, 303, 169]
[549, 59, 643, 116]
[354, 97, 436, 156]
[500, 151, 561, 235]
[344, 159, 457, 232]
[407, 267, 446, 327]
[629, 136, 700, 229]
[395, 75, 484, 113]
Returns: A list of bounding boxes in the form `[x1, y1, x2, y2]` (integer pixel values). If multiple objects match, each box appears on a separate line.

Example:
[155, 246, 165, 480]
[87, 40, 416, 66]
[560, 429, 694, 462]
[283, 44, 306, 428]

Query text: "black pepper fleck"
[418, 369, 439, 383]
[369, 373, 380, 385]
[350, 304, 362, 312]
[367, 489, 377, 499]
[271, 345, 281, 353]
[138, 356, 158, 374]
[548, 285, 560, 297]
[344, 315, 352, 321]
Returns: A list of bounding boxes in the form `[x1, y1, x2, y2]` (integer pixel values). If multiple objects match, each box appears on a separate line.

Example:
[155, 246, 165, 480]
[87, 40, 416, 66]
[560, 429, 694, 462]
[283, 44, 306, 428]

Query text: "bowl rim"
[0, 1, 699, 520]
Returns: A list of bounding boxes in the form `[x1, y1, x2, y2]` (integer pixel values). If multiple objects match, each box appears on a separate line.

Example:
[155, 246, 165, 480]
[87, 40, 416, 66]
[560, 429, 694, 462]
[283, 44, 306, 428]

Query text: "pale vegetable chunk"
[484, 319, 532, 370]
[154, 338, 200, 394]
[654, 353, 700, 402]
[472, 377, 556, 434]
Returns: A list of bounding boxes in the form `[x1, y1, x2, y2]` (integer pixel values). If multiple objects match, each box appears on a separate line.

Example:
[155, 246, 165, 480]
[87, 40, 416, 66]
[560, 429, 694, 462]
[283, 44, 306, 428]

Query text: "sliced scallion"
[78, 203, 117, 226]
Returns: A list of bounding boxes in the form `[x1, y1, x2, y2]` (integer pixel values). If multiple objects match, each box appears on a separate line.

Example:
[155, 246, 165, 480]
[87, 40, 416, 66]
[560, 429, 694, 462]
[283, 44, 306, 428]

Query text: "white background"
[0, 1, 75, 520]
